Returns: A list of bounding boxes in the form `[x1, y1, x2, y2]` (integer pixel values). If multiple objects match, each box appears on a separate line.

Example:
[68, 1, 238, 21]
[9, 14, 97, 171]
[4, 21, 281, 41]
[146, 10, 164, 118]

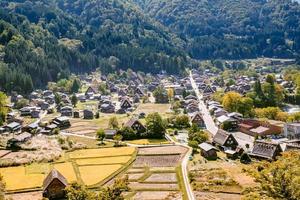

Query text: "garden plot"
[118, 145, 188, 200]
[134, 155, 182, 167]
[144, 173, 177, 183]
[138, 146, 187, 155]
[188, 153, 257, 198]
[133, 191, 182, 200]
[129, 182, 179, 190]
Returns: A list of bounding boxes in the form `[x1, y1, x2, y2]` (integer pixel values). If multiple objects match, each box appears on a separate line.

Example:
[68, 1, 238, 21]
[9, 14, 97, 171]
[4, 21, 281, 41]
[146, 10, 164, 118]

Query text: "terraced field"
[0, 147, 136, 192]
[108, 145, 188, 200]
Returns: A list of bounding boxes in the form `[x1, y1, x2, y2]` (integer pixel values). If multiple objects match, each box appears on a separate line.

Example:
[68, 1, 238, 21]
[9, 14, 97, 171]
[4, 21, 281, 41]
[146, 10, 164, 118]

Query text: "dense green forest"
[1, 0, 300, 94]
[134, 0, 300, 59]
[0, 0, 187, 94]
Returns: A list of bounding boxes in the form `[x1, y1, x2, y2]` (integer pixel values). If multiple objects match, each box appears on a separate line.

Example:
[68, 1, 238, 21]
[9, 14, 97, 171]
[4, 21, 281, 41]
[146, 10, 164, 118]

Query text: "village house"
[85, 86, 99, 97]
[284, 123, 300, 139]
[73, 111, 80, 118]
[83, 109, 94, 119]
[52, 116, 71, 129]
[22, 122, 39, 133]
[4, 122, 21, 133]
[216, 115, 238, 130]
[198, 142, 218, 160]
[7, 132, 32, 149]
[60, 106, 73, 117]
[186, 103, 200, 113]
[249, 140, 282, 160]
[43, 169, 68, 200]
[238, 119, 283, 137]
[191, 112, 205, 127]
[120, 98, 133, 110]
[100, 103, 115, 113]
[124, 119, 146, 134]
[213, 129, 239, 150]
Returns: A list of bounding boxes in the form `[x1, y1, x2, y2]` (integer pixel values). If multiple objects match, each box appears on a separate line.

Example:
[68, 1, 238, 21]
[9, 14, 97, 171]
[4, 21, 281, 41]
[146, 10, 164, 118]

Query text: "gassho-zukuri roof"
[43, 169, 67, 189]
[213, 129, 232, 146]
[249, 141, 281, 160]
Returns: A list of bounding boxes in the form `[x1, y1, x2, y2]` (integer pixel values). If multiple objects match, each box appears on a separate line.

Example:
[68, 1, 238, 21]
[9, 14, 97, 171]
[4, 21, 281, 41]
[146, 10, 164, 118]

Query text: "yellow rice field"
[0, 147, 136, 191]
[69, 147, 135, 159]
[79, 165, 123, 186]
[0, 166, 44, 190]
[53, 162, 77, 183]
[76, 156, 132, 166]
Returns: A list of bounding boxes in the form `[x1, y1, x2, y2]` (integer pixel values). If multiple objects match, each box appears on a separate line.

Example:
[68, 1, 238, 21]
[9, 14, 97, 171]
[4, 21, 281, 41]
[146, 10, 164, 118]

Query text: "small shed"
[199, 142, 218, 160]
[73, 111, 80, 118]
[104, 129, 117, 139]
[224, 149, 238, 160]
[43, 169, 68, 200]
[83, 109, 94, 120]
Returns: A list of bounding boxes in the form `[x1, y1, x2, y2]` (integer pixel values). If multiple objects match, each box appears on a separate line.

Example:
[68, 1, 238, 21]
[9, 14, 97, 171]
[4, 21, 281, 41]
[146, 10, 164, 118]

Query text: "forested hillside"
[134, 0, 300, 59]
[1, 0, 300, 94]
[0, 0, 187, 94]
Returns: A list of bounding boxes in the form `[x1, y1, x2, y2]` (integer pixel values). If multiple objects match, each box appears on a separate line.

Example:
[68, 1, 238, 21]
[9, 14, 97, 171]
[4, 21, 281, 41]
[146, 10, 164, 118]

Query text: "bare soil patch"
[194, 191, 241, 200]
[133, 191, 182, 200]
[129, 182, 178, 190]
[7, 191, 42, 200]
[138, 146, 187, 155]
[144, 173, 177, 183]
[126, 173, 145, 181]
[134, 155, 182, 167]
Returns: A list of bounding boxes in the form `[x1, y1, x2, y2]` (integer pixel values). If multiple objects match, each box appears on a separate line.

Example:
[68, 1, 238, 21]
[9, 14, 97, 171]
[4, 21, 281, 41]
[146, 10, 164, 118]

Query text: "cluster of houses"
[189, 68, 300, 161]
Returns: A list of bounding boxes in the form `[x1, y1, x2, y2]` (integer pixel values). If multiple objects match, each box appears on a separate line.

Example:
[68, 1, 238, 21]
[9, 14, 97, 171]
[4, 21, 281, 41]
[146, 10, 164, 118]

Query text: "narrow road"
[166, 134, 196, 200]
[189, 71, 218, 136]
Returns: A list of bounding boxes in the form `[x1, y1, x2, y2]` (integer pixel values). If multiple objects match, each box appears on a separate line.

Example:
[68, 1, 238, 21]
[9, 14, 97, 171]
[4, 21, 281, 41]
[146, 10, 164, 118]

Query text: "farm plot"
[111, 145, 188, 200]
[0, 166, 44, 191]
[134, 155, 182, 167]
[133, 191, 182, 200]
[79, 164, 123, 186]
[0, 147, 136, 192]
[133, 103, 172, 117]
[189, 153, 257, 198]
[69, 147, 135, 159]
[76, 156, 132, 165]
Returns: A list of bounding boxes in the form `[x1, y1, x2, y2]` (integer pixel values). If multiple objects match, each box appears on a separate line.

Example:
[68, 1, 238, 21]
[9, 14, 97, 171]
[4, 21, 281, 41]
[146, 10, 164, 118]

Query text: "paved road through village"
[189, 71, 218, 136]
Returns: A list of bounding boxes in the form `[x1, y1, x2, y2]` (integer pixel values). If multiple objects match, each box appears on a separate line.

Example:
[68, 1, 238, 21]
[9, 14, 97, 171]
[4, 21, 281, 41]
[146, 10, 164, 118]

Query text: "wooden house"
[100, 103, 115, 113]
[52, 117, 71, 129]
[124, 119, 146, 134]
[4, 122, 21, 133]
[85, 86, 99, 96]
[198, 142, 218, 160]
[43, 169, 67, 199]
[213, 129, 239, 150]
[83, 109, 94, 120]
[249, 141, 282, 160]
[191, 112, 205, 127]
[60, 106, 73, 117]
[120, 99, 132, 110]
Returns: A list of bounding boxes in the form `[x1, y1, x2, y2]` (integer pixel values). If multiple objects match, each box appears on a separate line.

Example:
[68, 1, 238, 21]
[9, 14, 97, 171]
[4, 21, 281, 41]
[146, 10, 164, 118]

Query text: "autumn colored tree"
[243, 151, 300, 200]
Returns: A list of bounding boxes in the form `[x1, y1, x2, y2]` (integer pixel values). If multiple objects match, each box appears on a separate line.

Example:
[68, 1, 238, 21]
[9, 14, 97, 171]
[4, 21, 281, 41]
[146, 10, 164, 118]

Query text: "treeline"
[134, 0, 300, 59]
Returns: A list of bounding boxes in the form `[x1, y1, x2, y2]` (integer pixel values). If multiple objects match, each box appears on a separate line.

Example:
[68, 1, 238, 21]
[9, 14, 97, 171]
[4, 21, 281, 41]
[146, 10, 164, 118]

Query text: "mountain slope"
[133, 0, 300, 59]
[0, 0, 187, 94]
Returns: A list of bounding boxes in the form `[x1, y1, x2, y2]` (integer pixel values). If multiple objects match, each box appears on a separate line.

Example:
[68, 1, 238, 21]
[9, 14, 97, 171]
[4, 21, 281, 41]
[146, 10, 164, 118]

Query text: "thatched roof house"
[43, 169, 67, 199]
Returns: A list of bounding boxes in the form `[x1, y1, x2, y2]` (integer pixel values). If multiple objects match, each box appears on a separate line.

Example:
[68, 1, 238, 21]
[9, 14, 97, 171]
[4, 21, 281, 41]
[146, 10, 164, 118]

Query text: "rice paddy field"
[0, 147, 136, 192]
